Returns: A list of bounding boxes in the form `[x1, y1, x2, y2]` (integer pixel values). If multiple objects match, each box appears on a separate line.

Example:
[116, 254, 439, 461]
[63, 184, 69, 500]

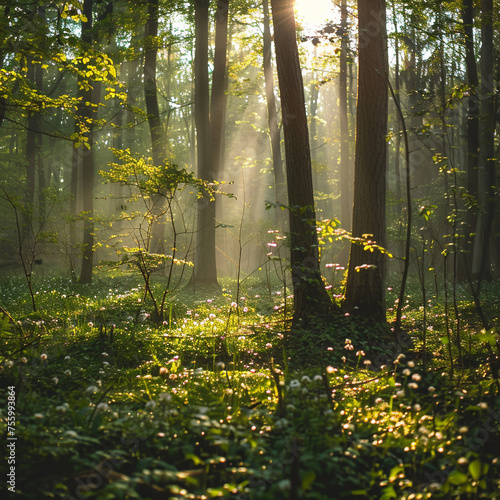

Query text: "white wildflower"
[145, 400, 156, 410]
[159, 393, 172, 403]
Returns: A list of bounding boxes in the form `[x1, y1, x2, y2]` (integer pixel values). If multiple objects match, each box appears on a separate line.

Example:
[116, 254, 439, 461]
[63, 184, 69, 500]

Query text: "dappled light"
[0, 0, 499, 498]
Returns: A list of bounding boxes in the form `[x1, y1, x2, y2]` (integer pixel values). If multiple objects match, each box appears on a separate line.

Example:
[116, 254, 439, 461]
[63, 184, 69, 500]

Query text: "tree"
[192, 0, 218, 287]
[79, 0, 96, 283]
[471, 0, 495, 286]
[270, 0, 334, 325]
[210, 0, 229, 183]
[25, 4, 47, 220]
[458, 0, 479, 282]
[262, 0, 285, 210]
[339, 0, 351, 234]
[144, 0, 167, 256]
[344, 0, 388, 322]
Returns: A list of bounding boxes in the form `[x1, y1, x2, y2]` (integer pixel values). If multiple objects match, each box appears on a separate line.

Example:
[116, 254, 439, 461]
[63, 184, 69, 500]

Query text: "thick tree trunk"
[144, 0, 167, 256]
[458, 0, 479, 281]
[193, 0, 218, 286]
[472, 0, 495, 284]
[270, 0, 334, 325]
[263, 0, 285, 209]
[344, 0, 388, 322]
[210, 0, 229, 182]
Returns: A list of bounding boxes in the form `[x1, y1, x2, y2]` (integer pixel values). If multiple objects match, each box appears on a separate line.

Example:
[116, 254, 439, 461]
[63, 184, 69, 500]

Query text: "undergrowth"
[0, 271, 499, 499]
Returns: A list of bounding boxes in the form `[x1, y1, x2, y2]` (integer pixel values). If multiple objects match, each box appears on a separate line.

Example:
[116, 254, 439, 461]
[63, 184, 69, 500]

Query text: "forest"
[0, 0, 499, 498]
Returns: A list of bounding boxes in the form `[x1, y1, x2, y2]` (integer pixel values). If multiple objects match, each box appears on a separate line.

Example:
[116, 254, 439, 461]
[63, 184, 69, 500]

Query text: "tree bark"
[26, 59, 37, 210]
[210, 0, 229, 182]
[472, 0, 495, 285]
[144, 0, 167, 256]
[270, 0, 334, 325]
[339, 0, 351, 233]
[344, 0, 388, 322]
[79, 0, 95, 283]
[263, 0, 285, 209]
[193, 0, 218, 286]
[25, 5, 46, 215]
[458, 0, 479, 281]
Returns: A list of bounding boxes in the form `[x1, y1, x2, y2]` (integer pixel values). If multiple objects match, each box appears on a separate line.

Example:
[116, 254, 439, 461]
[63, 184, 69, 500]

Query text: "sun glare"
[295, 0, 334, 29]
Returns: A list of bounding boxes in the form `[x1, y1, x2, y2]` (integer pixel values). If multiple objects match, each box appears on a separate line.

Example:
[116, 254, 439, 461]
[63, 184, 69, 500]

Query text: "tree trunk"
[339, 0, 351, 233]
[270, 0, 334, 325]
[193, 0, 218, 286]
[263, 0, 285, 209]
[26, 59, 36, 211]
[344, 0, 388, 322]
[472, 0, 495, 285]
[210, 0, 229, 182]
[35, 6, 46, 223]
[79, 0, 95, 284]
[457, 0, 479, 281]
[391, 0, 404, 273]
[144, 0, 167, 256]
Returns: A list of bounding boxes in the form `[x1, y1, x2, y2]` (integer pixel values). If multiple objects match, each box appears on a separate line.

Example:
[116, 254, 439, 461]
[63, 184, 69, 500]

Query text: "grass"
[0, 269, 499, 499]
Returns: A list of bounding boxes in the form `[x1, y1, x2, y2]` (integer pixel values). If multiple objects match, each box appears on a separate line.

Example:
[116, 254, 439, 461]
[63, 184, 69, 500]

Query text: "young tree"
[270, 0, 334, 325]
[343, 0, 388, 322]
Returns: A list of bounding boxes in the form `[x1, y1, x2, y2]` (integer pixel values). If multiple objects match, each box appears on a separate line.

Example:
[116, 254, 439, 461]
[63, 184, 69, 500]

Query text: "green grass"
[0, 271, 499, 499]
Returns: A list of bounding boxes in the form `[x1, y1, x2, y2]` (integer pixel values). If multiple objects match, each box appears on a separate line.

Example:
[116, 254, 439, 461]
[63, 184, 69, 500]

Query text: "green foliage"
[103, 148, 206, 198]
[0, 274, 499, 498]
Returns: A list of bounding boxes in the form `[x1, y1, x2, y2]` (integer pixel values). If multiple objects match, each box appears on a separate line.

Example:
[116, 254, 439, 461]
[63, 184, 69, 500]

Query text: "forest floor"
[1, 271, 499, 499]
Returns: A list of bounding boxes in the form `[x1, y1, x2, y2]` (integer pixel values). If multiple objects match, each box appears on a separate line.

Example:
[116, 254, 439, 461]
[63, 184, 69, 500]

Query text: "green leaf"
[469, 459, 488, 480]
[380, 485, 397, 500]
[389, 464, 404, 481]
[301, 470, 316, 490]
[447, 470, 468, 485]
[185, 453, 204, 466]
